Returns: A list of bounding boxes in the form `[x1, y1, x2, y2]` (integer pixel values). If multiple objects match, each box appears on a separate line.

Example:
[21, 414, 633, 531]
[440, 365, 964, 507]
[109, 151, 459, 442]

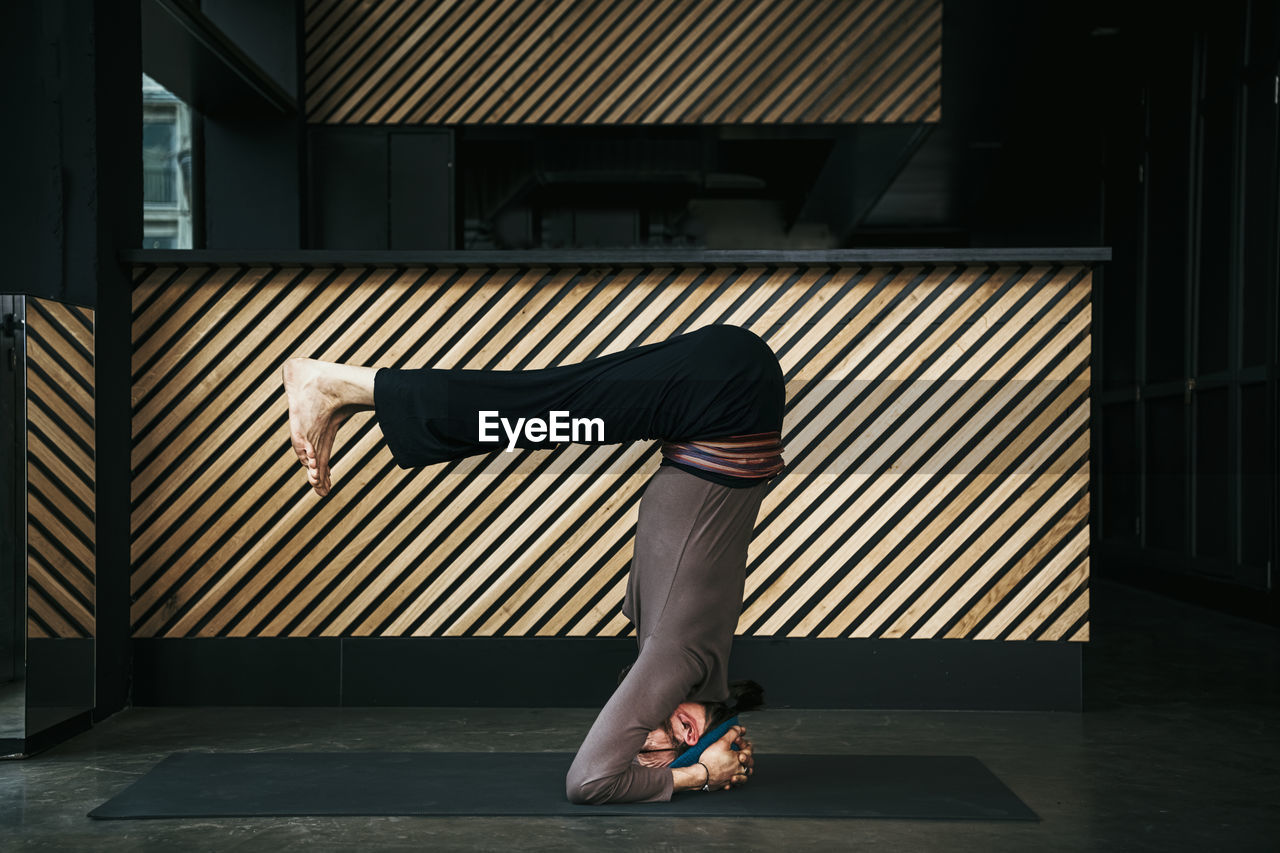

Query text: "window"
[143, 119, 177, 204]
[142, 73, 193, 248]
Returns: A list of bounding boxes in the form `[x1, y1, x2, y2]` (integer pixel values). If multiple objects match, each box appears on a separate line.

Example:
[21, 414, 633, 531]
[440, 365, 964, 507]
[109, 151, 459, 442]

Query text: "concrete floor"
[1, 579, 1277, 852]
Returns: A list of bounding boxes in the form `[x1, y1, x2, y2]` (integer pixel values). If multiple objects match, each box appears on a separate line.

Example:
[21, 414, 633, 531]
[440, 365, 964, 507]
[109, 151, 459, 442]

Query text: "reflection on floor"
[0, 680, 23, 740]
[0, 579, 1276, 852]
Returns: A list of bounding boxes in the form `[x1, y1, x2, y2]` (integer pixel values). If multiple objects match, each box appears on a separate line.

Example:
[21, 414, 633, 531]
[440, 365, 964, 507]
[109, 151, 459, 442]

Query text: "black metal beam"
[141, 0, 295, 119]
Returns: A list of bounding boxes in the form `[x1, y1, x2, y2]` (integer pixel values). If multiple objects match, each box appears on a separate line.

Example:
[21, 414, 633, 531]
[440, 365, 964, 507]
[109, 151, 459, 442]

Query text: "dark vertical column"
[92, 0, 143, 720]
[0, 0, 140, 719]
[2, 3, 70, 301]
[1191, 7, 1246, 572]
[1095, 20, 1145, 549]
[1141, 19, 1197, 558]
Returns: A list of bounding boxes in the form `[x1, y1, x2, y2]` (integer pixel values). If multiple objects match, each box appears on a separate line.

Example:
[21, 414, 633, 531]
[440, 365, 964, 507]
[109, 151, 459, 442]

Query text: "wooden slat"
[1041, 589, 1090, 641]
[1005, 551, 1090, 641]
[29, 526, 93, 603]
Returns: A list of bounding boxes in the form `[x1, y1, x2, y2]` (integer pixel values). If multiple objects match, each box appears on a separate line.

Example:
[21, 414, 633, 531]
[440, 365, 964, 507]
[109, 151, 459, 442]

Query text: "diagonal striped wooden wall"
[304, 0, 942, 125]
[25, 297, 96, 639]
[129, 261, 1089, 641]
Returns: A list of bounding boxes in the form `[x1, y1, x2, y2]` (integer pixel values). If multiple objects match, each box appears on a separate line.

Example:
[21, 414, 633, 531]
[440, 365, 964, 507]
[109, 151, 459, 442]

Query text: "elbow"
[565, 785, 595, 806]
[565, 771, 610, 805]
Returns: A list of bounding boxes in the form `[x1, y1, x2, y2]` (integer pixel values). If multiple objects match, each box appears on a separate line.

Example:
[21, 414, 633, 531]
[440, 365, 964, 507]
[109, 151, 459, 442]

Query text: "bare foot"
[281, 358, 374, 496]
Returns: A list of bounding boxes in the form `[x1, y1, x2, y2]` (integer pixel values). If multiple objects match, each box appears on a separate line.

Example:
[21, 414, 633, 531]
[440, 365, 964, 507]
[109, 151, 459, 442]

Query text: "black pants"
[373, 324, 785, 486]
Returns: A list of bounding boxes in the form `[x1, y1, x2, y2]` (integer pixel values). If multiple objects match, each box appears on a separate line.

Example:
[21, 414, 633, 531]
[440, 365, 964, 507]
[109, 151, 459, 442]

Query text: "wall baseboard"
[131, 637, 1081, 711]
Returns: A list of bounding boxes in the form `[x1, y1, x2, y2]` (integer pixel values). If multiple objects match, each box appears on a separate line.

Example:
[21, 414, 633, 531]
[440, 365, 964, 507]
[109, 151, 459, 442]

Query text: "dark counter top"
[121, 248, 1111, 267]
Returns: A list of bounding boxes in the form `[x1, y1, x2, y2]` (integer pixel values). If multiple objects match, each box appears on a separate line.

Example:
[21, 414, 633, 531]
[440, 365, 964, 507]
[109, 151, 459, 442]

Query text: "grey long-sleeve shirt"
[564, 466, 769, 805]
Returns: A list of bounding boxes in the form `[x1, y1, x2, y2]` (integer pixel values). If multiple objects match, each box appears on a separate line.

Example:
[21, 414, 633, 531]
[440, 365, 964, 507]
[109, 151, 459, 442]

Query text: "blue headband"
[668, 715, 740, 768]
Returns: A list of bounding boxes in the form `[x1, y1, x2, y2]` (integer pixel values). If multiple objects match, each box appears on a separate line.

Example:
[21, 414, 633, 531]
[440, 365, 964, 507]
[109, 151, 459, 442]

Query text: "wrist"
[670, 764, 711, 793]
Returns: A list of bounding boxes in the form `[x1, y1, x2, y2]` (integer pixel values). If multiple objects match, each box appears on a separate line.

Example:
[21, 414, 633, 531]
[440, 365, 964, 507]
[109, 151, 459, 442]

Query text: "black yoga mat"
[89, 752, 1038, 820]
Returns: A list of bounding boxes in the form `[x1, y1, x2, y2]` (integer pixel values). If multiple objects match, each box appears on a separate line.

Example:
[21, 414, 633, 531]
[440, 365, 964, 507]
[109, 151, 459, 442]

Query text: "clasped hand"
[700, 724, 754, 790]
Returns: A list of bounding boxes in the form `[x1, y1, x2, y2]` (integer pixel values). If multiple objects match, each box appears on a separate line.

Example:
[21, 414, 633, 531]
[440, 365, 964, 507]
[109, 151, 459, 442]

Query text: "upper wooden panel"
[304, 0, 942, 124]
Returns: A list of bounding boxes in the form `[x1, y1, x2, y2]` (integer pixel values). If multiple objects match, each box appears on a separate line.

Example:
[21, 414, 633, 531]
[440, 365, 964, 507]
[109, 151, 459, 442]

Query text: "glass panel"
[1194, 97, 1235, 376]
[141, 74, 194, 247]
[1240, 76, 1277, 368]
[1194, 388, 1231, 560]
[1100, 266, 1137, 390]
[1247, 0, 1279, 65]
[0, 295, 22, 744]
[1100, 402, 1138, 540]
[1239, 383, 1272, 570]
[142, 120, 176, 204]
[1145, 396, 1187, 552]
[1144, 40, 1196, 384]
[4, 296, 97, 750]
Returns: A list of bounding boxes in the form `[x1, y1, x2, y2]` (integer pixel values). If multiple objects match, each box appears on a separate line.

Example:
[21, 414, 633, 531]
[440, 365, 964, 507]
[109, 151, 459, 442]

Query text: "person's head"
[619, 671, 766, 767]
[634, 700, 707, 768]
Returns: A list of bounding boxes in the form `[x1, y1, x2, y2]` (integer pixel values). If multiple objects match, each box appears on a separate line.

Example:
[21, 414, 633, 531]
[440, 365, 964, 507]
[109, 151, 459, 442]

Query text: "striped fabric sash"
[660, 431, 785, 480]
